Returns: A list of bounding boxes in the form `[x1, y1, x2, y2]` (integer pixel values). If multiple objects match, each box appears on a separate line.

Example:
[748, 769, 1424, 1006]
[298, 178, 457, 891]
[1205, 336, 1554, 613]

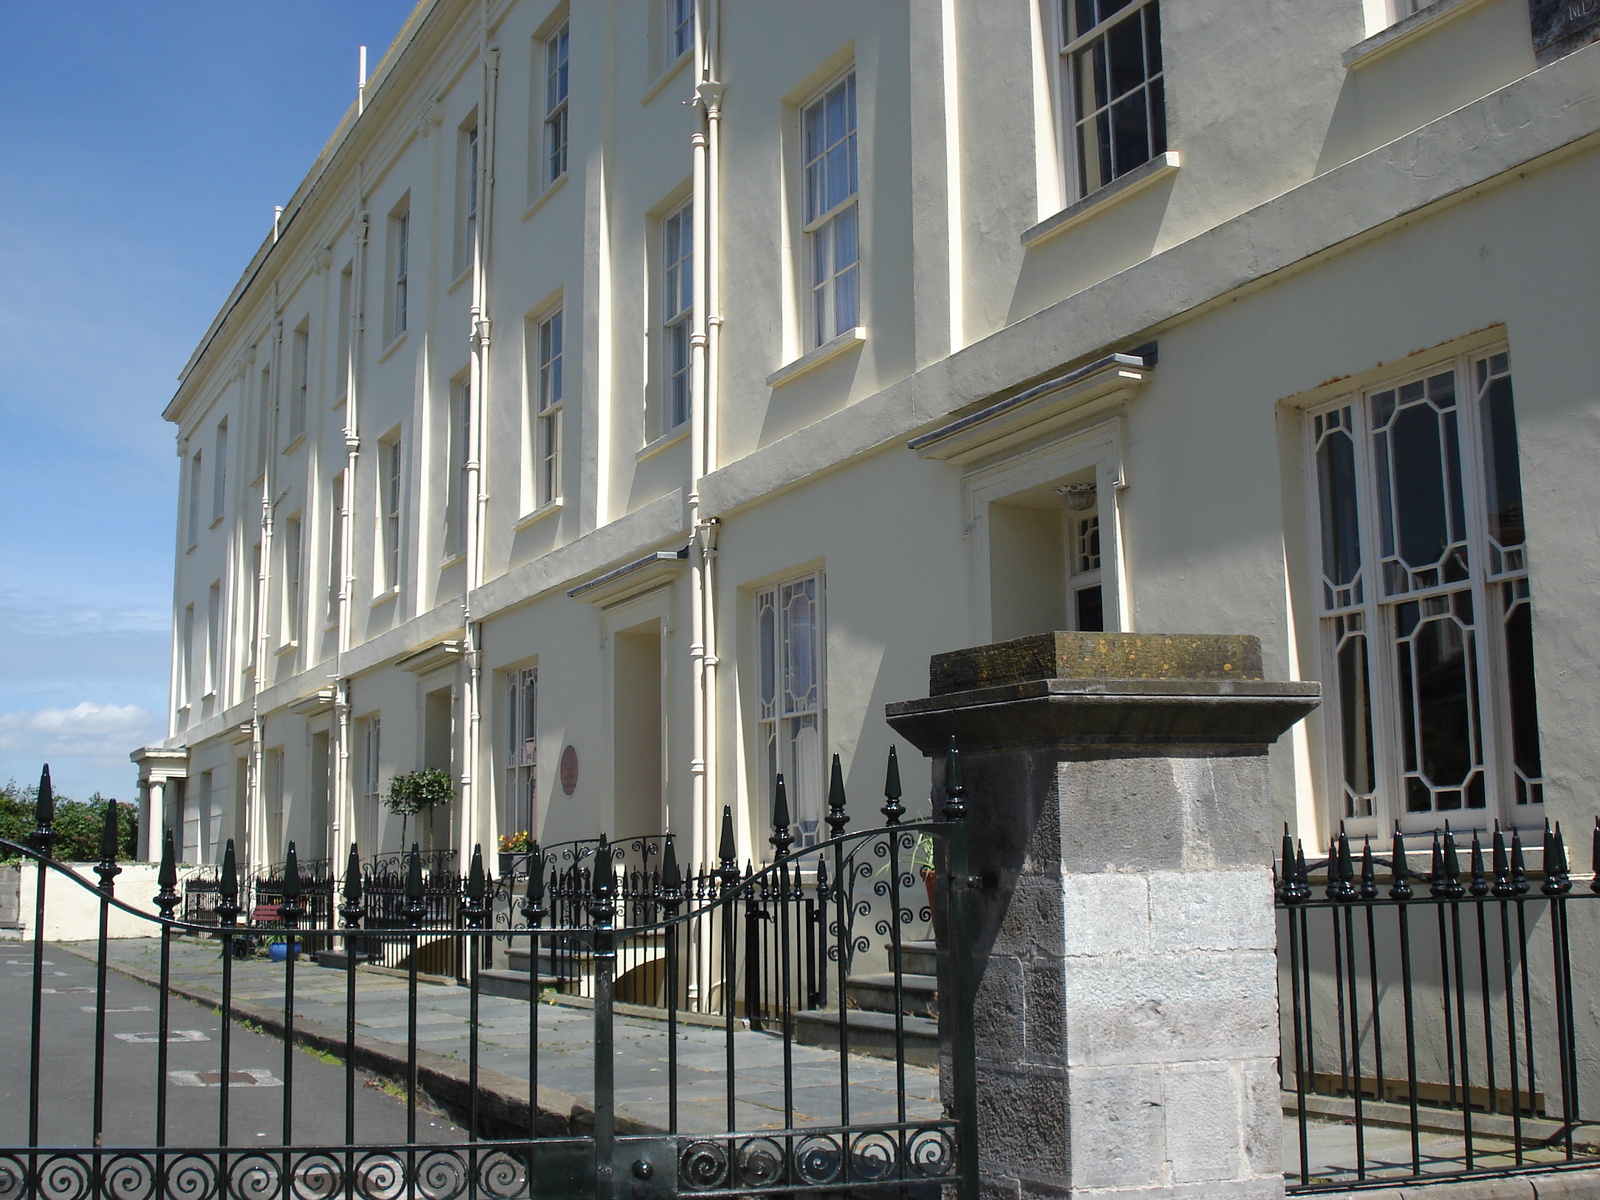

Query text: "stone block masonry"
[888, 632, 1319, 1199]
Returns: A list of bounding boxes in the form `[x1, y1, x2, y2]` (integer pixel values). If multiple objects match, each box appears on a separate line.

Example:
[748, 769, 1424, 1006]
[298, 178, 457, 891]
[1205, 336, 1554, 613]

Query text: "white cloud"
[0, 703, 163, 799]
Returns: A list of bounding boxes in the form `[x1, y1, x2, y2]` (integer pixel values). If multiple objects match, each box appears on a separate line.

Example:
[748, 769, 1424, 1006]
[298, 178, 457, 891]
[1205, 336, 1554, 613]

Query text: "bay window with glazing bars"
[1060, 0, 1165, 197]
[1309, 348, 1542, 830]
[801, 74, 858, 347]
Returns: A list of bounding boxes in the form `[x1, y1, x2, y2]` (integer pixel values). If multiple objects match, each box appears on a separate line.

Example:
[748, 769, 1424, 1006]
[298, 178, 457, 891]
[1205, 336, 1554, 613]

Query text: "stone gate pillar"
[886, 633, 1319, 1200]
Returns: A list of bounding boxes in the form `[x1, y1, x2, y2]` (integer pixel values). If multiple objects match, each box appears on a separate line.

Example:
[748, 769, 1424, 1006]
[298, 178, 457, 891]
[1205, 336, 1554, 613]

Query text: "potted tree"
[385, 768, 454, 851]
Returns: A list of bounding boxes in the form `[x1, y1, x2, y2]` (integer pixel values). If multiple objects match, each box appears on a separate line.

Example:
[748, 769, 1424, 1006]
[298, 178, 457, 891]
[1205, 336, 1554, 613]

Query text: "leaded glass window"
[1309, 348, 1541, 827]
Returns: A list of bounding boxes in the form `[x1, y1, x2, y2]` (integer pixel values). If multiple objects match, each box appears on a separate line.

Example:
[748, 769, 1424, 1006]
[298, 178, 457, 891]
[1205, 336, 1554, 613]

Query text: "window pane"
[1478, 368, 1526, 554]
[1394, 593, 1482, 811]
[835, 264, 859, 333]
[1316, 423, 1362, 593]
[1109, 89, 1151, 177]
[1075, 585, 1104, 632]
[1336, 623, 1375, 814]
[1144, 2, 1163, 74]
[833, 204, 858, 274]
[1106, 12, 1145, 100]
[1501, 584, 1542, 802]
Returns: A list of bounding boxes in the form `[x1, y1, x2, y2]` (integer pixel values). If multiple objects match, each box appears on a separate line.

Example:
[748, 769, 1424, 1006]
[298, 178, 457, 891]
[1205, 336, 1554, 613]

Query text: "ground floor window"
[757, 572, 825, 846]
[504, 667, 538, 841]
[1308, 345, 1542, 829]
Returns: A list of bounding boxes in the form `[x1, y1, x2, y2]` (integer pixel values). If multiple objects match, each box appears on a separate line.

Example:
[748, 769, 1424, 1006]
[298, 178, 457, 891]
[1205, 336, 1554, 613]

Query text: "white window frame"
[670, 0, 694, 60]
[187, 450, 203, 548]
[178, 602, 194, 711]
[756, 571, 826, 847]
[447, 377, 472, 561]
[212, 420, 228, 523]
[288, 322, 309, 444]
[1305, 344, 1543, 835]
[326, 473, 344, 626]
[542, 23, 570, 186]
[801, 71, 860, 348]
[390, 207, 410, 341]
[460, 120, 479, 274]
[282, 513, 302, 646]
[1057, 0, 1166, 199]
[534, 309, 564, 508]
[381, 435, 404, 592]
[662, 199, 693, 432]
[205, 581, 221, 700]
[361, 717, 383, 852]
[504, 666, 538, 842]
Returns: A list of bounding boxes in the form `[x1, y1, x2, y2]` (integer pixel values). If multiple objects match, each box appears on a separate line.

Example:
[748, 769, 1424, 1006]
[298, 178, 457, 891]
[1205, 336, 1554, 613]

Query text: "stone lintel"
[929, 632, 1264, 697]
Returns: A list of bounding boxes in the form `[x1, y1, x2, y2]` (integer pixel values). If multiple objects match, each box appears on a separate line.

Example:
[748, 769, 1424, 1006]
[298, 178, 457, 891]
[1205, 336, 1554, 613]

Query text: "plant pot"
[498, 852, 519, 878]
[267, 942, 299, 963]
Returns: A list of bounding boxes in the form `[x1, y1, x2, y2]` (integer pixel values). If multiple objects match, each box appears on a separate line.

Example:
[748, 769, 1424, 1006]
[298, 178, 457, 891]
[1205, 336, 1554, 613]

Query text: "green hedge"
[0, 783, 140, 864]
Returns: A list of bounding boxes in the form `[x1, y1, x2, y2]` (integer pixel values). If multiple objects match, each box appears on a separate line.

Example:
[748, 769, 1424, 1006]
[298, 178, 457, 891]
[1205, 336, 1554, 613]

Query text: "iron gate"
[1, 745, 977, 1200]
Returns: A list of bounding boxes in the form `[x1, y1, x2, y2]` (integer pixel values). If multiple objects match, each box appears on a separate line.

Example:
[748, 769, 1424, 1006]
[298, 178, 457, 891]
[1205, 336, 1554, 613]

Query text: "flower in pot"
[497, 829, 530, 876]
[385, 768, 455, 850]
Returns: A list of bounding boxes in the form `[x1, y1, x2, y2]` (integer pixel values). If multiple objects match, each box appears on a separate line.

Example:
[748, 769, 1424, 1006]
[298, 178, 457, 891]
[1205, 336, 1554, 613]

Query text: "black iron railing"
[1, 748, 979, 1200]
[1278, 820, 1600, 1193]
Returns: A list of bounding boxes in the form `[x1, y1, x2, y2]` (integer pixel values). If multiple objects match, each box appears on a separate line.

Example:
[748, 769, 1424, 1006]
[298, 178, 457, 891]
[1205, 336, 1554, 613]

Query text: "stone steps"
[790, 1009, 940, 1067]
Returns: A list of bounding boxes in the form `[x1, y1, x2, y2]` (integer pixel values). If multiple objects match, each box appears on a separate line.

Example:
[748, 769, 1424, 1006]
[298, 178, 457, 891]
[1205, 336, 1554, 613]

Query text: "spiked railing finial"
[94, 798, 122, 895]
[1390, 825, 1412, 901]
[942, 737, 966, 822]
[279, 842, 303, 927]
[771, 775, 794, 860]
[464, 845, 487, 928]
[1542, 820, 1571, 895]
[340, 844, 364, 929]
[717, 804, 738, 884]
[1469, 830, 1489, 897]
[882, 746, 904, 826]
[404, 843, 426, 928]
[1359, 837, 1378, 900]
[520, 842, 546, 926]
[1491, 823, 1516, 897]
[154, 828, 180, 919]
[825, 754, 849, 837]
[659, 834, 682, 914]
[217, 839, 241, 927]
[32, 764, 56, 857]
[1278, 825, 1310, 903]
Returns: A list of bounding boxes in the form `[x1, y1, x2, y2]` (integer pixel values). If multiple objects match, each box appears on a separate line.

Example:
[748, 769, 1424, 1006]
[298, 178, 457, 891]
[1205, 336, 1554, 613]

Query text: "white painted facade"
[141, 0, 1600, 875]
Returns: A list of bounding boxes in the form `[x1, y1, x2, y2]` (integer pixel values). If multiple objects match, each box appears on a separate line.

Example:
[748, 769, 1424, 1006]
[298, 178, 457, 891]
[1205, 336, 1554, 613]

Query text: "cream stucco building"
[138, 0, 1600, 878]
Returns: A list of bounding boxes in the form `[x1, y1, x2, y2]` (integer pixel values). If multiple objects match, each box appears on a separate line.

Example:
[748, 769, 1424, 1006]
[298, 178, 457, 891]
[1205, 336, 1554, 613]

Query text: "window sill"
[643, 49, 692, 104]
[378, 330, 409, 363]
[447, 264, 472, 295]
[513, 501, 563, 532]
[1344, 0, 1498, 68]
[522, 172, 569, 222]
[209, 513, 225, 530]
[186, 541, 197, 554]
[1022, 151, 1181, 248]
[767, 327, 867, 389]
[439, 550, 466, 569]
[275, 641, 299, 658]
[637, 425, 690, 462]
[281, 432, 306, 455]
[369, 587, 399, 608]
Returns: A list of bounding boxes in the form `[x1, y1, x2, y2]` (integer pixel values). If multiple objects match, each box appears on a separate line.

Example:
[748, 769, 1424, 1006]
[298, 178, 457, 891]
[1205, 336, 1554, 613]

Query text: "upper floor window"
[802, 72, 859, 347]
[458, 122, 479, 275]
[255, 363, 272, 481]
[447, 378, 472, 560]
[187, 450, 203, 547]
[757, 572, 825, 846]
[179, 603, 194, 710]
[1308, 347, 1542, 830]
[663, 199, 693, 430]
[212, 420, 228, 523]
[361, 717, 383, 849]
[336, 265, 353, 400]
[326, 473, 344, 625]
[1060, 0, 1165, 197]
[381, 436, 404, 591]
[282, 513, 302, 645]
[535, 309, 564, 508]
[671, 0, 694, 59]
[205, 581, 221, 699]
[389, 206, 410, 341]
[543, 24, 570, 185]
[288, 322, 309, 444]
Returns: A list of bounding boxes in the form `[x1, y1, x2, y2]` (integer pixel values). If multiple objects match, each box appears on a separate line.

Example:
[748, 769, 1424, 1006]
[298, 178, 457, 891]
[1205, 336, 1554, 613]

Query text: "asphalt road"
[0, 943, 466, 1150]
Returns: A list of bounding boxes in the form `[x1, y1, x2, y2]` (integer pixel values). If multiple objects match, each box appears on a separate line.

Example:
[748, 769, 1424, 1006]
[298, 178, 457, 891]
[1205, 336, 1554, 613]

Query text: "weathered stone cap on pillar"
[889, 632, 1319, 751]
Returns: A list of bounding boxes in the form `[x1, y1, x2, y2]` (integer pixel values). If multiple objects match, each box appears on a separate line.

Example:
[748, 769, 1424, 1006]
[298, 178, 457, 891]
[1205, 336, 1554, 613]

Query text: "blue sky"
[0, 2, 415, 803]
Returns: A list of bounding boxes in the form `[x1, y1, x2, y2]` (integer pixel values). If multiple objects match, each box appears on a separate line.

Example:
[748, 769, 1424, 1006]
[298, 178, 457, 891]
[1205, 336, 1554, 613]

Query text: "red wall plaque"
[559, 744, 579, 796]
